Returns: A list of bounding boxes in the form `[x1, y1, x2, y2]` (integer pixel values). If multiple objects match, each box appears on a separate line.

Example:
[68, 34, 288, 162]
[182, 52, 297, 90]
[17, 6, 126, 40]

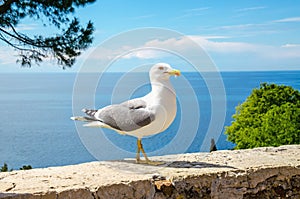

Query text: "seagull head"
[150, 63, 181, 82]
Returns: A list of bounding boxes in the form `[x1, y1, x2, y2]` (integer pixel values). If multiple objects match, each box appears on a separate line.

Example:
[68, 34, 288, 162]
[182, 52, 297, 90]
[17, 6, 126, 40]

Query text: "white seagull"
[71, 63, 180, 165]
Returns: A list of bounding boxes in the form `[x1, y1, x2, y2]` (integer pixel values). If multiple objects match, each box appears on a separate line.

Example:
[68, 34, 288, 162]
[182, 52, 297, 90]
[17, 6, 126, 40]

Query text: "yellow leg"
[136, 139, 141, 162]
[136, 138, 164, 165]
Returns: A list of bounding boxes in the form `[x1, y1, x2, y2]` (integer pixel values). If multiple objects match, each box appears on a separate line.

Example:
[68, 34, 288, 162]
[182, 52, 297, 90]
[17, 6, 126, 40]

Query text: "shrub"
[225, 83, 300, 149]
[0, 163, 8, 172]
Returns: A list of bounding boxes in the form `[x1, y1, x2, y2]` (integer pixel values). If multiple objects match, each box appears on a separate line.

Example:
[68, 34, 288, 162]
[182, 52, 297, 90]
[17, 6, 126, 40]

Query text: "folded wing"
[84, 99, 155, 132]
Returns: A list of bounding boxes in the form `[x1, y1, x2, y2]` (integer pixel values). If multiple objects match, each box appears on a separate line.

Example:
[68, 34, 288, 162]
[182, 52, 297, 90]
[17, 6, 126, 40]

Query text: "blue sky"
[1, 0, 300, 72]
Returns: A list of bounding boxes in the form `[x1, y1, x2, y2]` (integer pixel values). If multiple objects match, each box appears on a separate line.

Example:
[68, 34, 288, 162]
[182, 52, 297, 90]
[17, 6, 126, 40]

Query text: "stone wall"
[0, 145, 299, 199]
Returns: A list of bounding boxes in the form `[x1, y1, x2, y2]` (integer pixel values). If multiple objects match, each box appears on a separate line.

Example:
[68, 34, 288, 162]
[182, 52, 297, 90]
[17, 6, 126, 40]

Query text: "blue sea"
[0, 71, 299, 169]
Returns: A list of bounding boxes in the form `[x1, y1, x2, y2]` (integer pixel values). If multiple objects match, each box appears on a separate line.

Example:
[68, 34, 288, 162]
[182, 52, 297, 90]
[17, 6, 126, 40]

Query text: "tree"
[0, 163, 8, 172]
[0, 0, 95, 68]
[0, 163, 33, 172]
[20, 165, 32, 170]
[225, 83, 300, 149]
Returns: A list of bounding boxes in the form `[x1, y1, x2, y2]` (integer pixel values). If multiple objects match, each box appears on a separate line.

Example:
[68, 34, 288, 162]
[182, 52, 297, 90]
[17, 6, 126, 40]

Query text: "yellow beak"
[168, 69, 181, 76]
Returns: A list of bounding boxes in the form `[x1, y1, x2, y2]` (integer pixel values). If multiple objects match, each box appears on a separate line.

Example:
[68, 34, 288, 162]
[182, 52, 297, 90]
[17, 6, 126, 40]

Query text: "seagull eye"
[158, 66, 164, 70]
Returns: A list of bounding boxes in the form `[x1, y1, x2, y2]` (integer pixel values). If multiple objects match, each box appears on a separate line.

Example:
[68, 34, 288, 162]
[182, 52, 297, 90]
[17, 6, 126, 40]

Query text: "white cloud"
[133, 36, 300, 70]
[116, 35, 259, 57]
[81, 35, 300, 71]
[184, 7, 210, 12]
[273, 17, 300, 23]
[175, 7, 210, 19]
[17, 24, 37, 30]
[200, 35, 231, 40]
[187, 36, 258, 53]
[281, 43, 300, 48]
[123, 49, 163, 59]
[87, 35, 300, 60]
[276, 44, 300, 58]
[237, 6, 266, 12]
[218, 23, 266, 31]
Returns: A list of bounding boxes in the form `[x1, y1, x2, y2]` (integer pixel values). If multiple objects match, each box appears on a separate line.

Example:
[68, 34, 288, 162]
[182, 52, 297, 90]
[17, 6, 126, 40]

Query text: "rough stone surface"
[0, 145, 299, 199]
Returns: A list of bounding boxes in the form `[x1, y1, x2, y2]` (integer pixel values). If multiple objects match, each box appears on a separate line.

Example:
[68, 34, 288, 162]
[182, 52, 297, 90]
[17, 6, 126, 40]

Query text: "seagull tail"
[70, 116, 97, 122]
[83, 121, 104, 127]
[71, 116, 113, 129]
[82, 108, 98, 117]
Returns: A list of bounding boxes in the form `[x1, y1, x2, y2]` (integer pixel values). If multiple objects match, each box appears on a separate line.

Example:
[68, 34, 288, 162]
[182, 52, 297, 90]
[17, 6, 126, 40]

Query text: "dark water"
[0, 71, 299, 169]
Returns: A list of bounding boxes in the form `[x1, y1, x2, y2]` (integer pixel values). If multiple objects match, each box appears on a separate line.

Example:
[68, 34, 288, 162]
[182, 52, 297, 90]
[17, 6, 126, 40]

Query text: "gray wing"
[85, 99, 155, 132]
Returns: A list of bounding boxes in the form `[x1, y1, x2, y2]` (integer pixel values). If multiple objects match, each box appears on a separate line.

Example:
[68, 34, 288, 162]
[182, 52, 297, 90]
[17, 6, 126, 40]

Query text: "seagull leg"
[136, 139, 141, 162]
[136, 138, 164, 165]
[136, 138, 145, 163]
[138, 138, 150, 162]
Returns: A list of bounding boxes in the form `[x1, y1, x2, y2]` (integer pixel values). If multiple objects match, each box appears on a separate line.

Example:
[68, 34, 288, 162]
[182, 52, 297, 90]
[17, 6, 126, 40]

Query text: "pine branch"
[0, 0, 17, 14]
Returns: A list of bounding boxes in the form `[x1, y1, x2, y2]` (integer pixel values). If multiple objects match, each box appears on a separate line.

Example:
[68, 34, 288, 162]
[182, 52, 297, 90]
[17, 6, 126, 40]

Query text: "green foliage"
[0, 0, 95, 68]
[225, 83, 300, 149]
[0, 163, 33, 172]
[1, 163, 8, 172]
[20, 165, 32, 170]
